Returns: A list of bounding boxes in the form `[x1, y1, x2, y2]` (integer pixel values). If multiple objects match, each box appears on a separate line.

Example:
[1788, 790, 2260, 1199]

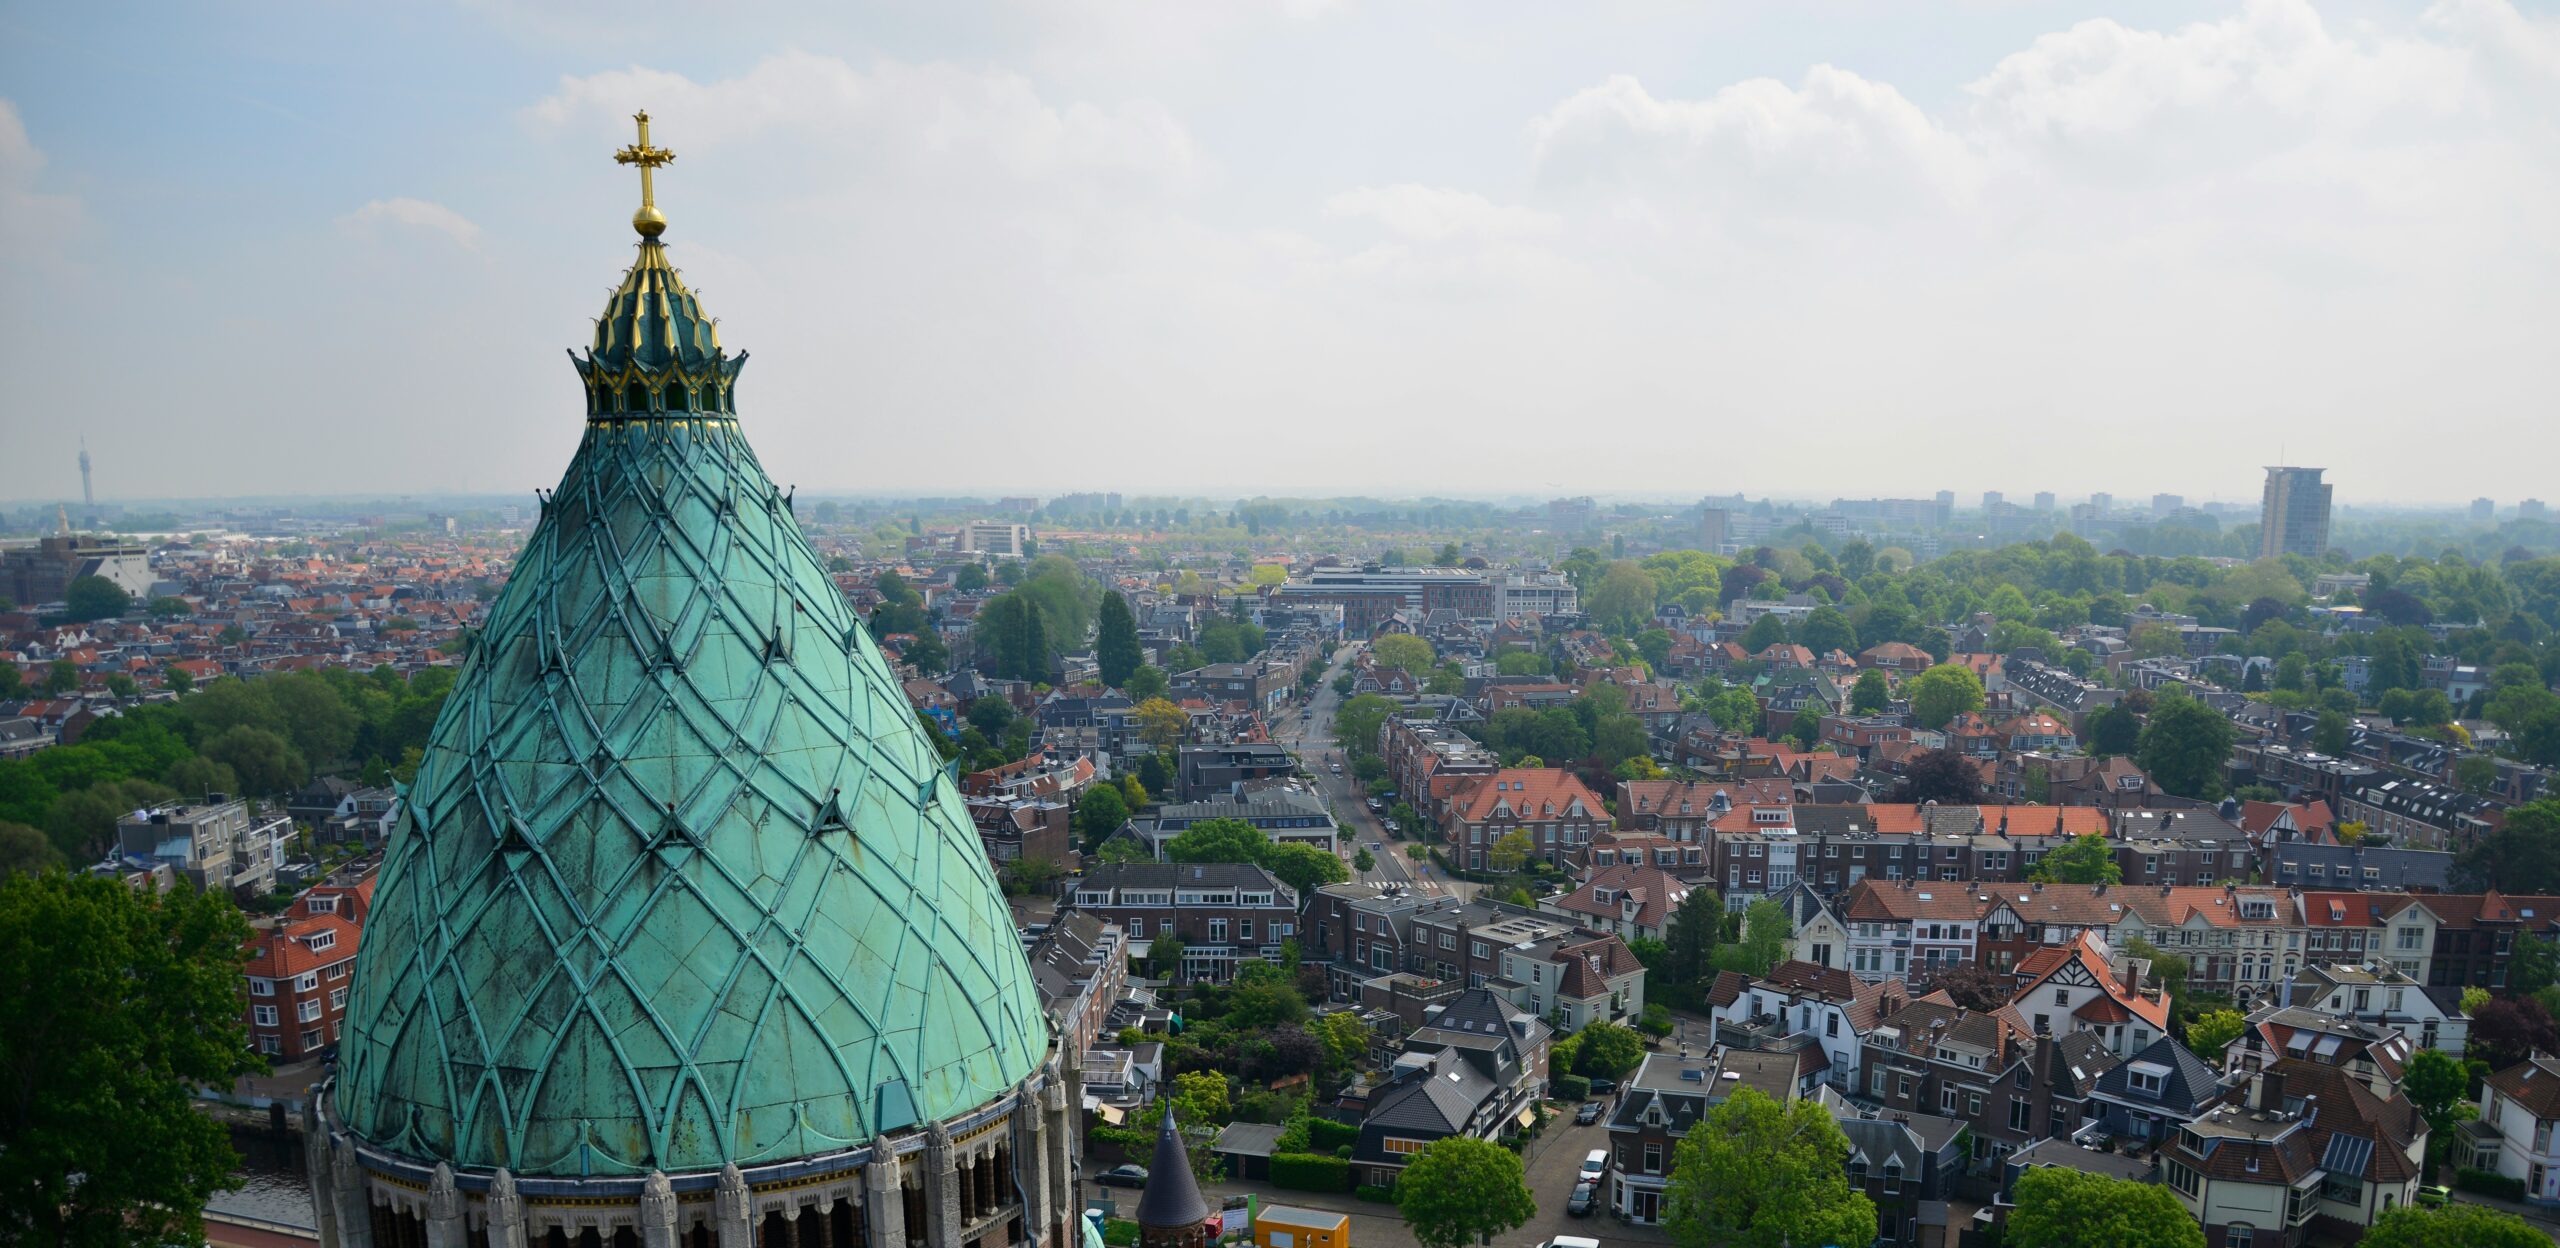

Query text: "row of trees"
[0, 665, 455, 869]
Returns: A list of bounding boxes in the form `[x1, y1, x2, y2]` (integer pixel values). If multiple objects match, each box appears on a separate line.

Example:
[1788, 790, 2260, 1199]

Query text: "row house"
[1840, 880, 1999, 980]
[1442, 768, 1608, 871]
[2281, 962, 2468, 1056]
[2109, 810, 2259, 887]
[2232, 741, 2379, 807]
[1378, 715, 1498, 828]
[1571, 830, 1708, 880]
[1826, 1090, 1970, 1248]
[2337, 774, 2494, 851]
[1496, 934, 1648, 1029]
[1024, 912, 1129, 1061]
[1066, 862, 1301, 983]
[2163, 1063, 2426, 1247]
[1604, 1049, 1814, 1224]
[2458, 1055, 2560, 1207]
[2008, 932, 2172, 1058]
[1538, 865, 1694, 944]
[1302, 882, 1456, 995]
[2109, 885, 2305, 1007]
[1705, 959, 1907, 1095]
[1814, 715, 1912, 763]
[1612, 779, 1743, 843]
[1404, 898, 1587, 990]
[1861, 991, 2111, 1171]
[244, 908, 361, 1060]
[1350, 989, 1550, 1188]
[2413, 891, 2560, 991]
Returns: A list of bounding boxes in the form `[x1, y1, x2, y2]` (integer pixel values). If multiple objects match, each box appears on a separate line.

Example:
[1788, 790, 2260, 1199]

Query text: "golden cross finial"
[613, 110, 676, 238]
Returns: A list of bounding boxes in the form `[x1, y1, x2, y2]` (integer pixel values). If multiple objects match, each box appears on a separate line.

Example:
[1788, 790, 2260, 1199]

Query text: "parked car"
[1096, 1164, 1150, 1188]
[1382, 819, 1399, 833]
[1366, 797, 1386, 811]
[2415, 1185, 2451, 1207]
[1367, 841, 1382, 851]
[1566, 1181, 1597, 1217]
[1579, 1149, 1608, 1181]
[1587, 1078, 1618, 1096]
[1574, 1102, 1602, 1125]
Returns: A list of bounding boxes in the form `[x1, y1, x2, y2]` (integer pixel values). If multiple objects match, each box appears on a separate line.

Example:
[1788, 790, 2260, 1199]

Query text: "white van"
[1538, 1238, 1603, 1248]
[1580, 1149, 1608, 1179]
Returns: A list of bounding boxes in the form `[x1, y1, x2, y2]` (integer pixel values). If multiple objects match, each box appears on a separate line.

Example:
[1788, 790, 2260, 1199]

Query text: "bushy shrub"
[1355, 1184, 1397, 1203]
[1270, 1152, 1354, 1192]
[1553, 1073, 1591, 1102]
[1308, 1117, 1360, 1152]
[2455, 1167, 2527, 1200]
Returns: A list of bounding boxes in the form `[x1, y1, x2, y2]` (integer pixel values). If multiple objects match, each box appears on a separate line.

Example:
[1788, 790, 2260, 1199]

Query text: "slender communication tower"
[79, 437, 94, 512]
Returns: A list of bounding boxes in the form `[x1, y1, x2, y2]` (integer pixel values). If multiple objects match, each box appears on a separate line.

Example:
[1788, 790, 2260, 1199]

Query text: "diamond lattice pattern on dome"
[334, 359, 1046, 1176]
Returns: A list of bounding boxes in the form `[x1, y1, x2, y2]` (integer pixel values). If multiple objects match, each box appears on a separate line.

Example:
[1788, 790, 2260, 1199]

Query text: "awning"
[1092, 1102, 1128, 1126]
[1515, 1107, 1540, 1129]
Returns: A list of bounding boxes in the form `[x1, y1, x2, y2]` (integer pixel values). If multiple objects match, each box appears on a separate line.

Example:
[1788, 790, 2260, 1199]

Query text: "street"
[1273, 643, 1464, 901]
[1177, 1105, 1669, 1248]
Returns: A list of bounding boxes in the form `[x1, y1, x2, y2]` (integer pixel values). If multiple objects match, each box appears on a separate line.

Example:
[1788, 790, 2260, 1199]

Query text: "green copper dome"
[333, 233, 1048, 1178]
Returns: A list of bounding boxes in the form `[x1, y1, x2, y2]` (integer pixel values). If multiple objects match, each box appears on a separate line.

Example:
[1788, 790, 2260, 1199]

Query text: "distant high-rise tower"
[78, 437, 93, 512]
[2153, 493, 2183, 516]
[2033, 491, 2056, 512]
[2089, 492, 2113, 516]
[1982, 491, 2004, 510]
[2472, 497, 2495, 523]
[2260, 467, 2333, 559]
[2523, 499, 2550, 522]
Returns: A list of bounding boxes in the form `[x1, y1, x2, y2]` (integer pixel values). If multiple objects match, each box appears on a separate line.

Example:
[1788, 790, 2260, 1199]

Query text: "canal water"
[215, 1125, 318, 1228]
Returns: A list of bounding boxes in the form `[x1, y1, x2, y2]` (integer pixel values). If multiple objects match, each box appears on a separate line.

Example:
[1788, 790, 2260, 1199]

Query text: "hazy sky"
[3, 1, 2557, 507]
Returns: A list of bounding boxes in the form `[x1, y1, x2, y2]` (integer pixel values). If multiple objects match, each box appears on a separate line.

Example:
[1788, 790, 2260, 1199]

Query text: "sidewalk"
[2445, 1190, 2560, 1240]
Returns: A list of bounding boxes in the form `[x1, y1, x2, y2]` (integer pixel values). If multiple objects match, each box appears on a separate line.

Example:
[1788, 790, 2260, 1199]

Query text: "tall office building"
[1981, 490, 2003, 510]
[2472, 498, 2496, 523]
[2033, 492, 2056, 512]
[1698, 507, 1728, 553]
[2523, 499, 2549, 522]
[2259, 467, 2334, 559]
[2089, 492, 2113, 516]
[2153, 494, 2183, 516]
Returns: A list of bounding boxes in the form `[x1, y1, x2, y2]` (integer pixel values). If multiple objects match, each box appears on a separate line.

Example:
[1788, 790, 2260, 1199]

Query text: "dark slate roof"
[2268, 843, 2451, 891]
[1357, 1050, 1499, 1159]
[1135, 1108, 1211, 1229]
[2092, 1035, 2220, 1113]
[1078, 862, 1290, 891]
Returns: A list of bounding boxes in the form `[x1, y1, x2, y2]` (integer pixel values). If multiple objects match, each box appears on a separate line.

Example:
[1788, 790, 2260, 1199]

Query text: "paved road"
[1273, 644, 1459, 900]
[1177, 1107, 1669, 1248]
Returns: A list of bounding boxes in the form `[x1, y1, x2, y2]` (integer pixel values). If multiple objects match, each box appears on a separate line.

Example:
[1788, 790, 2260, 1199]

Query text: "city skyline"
[5, 1, 2560, 501]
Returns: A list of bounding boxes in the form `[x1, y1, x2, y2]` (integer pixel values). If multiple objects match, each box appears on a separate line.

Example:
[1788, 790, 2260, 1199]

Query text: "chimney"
[2258, 1069, 2287, 1113]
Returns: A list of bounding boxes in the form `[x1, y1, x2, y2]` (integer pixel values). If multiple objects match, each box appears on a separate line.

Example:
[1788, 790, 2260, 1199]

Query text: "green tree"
[1164, 817, 1270, 865]
[1798, 606, 1856, 657]
[1394, 1136, 1537, 1248]
[61, 575, 132, 623]
[2313, 708, 2353, 755]
[2404, 1048, 2471, 1146]
[1314, 1010, 1370, 1075]
[1124, 664, 1169, 703]
[1907, 663, 1986, 730]
[201, 725, 308, 796]
[0, 872, 264, 1246]
[1135, 1070, 1230, 1182]
[145, 596, 191, 619]
[2138, 692, 2237, 800]
[1352, 847, 1375, 873]
[0, 822, 62, 878]
[1075, 784, 1130, 853]
[2086, 702, 2140, 757]
[1662, 888, 1723, 997]
[1133, 697, 1189, 754]
[1738, 613, 1791, 652]
[2456, 753, 2501, 795]
[1094, 590, 1143, 688]
[1373, 634, 1435, 675]
[1576, 1021, 1646, 1079]
[1663, 1087, 1875, 1248]
[1711, 898, 1791, 976]
[1706, 687, 1762, 736]
[1261, 843, 1350, 893]
[1850, 669, 1890, 716]
[2184, 1009, 2246, 1061]
[1486, 829, 1536, 874]
[2359, 1203, 2545, 1248]
[2454, 798, 2560, 893]
[1146, 932, 1186, 977]
[2006, 1166, 2202, 1248]
[1587, 561, 1660, 636]
[1593, 715, 1650, 770]
[2030, 833, 2123, 885]
[1333, 695, 1398, 759]
[42, 660, 77, 696]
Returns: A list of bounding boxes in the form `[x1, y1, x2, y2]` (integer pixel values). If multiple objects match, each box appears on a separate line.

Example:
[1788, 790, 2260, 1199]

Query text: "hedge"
[1088, 1123, 1150, 1150]
[2456, 1168, 2526, 1200]
[1308, 1118, 1360, 1152]
[1553, 1074, 1591, 1103]
[1355, 1185, 1396, 1203]
[1270, 1152, 1354, 1193]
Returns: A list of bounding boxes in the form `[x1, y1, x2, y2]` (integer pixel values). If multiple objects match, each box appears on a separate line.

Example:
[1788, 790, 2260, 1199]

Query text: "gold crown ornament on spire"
[613, 110, 676, 238]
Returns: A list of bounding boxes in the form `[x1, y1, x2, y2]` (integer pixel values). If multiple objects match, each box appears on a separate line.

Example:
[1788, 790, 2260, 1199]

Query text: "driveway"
[1167, 1109, 1672, 1248]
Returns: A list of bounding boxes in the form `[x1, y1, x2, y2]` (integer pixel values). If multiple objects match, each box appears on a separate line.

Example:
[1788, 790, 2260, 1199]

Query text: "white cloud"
[1323, 184, 1555, 242]
[338, 198, 484, 248]
[1529, 69, 1983, 216]
[0, 98, 84, 267]
[523, 52, 1195, 190]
